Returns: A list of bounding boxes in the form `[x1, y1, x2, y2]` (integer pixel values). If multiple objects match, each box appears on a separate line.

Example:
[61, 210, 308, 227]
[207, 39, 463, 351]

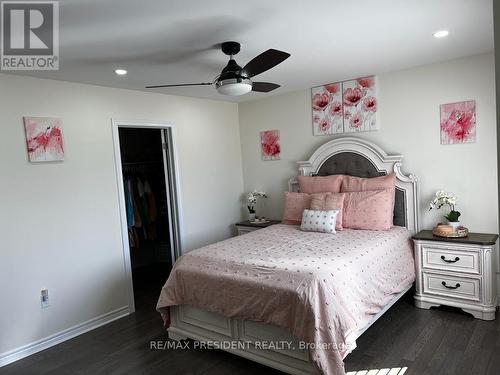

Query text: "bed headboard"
[289, 137, 420, 233]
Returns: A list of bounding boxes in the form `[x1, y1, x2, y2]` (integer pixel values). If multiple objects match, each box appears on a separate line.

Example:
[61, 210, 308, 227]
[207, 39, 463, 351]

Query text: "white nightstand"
[234, 220, 281, 236]
[413, 230, 499, 320]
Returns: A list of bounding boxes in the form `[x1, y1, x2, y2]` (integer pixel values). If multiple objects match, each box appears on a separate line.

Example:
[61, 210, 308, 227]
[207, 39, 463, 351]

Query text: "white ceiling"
[8, 0, 494, 102]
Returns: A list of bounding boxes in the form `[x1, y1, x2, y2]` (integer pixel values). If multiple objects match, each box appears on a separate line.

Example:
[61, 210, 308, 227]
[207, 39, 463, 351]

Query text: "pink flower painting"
[324, 83, 340, 94]
[343, 87, 364, 107]
[329, 101, 343, 117]
[342, 76, 378, 133]
[311, 76, 378, 135]
[260, 130, 280, 161]
[357, 77, 375, 89]
[318, 118, 331, 133]
[24, 117, 64, 162]
[440, 101, 476, 145]
[363, 96, 377, 112]
[311, 83, 343, 135]
[312, 92, 330, 111]
[350, 113, 363, 129]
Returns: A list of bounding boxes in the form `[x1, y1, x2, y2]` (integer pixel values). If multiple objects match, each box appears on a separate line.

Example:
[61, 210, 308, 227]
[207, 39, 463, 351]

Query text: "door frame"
[111, 119, 184, 313]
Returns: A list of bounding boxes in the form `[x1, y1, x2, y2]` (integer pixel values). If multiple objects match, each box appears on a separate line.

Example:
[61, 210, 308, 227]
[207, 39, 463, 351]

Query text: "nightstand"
[235, 220, 281, 236]
[413, 230, 499, 320]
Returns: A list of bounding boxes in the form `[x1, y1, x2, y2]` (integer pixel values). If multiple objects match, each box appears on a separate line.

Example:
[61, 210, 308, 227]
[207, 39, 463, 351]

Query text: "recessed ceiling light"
[433, 30, 449, 38]
[114, 68, 128, 76]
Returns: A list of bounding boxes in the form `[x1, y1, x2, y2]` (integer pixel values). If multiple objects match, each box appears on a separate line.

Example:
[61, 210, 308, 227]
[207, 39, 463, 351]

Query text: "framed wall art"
[311, 76, 378, 135]
[24, 117, 65, 162]
[260, 130, 280, 160]
[440, 100, 476, 145]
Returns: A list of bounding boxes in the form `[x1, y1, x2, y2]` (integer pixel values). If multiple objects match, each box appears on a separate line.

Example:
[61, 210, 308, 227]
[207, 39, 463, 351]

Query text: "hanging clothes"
[124, 175, 160, 246]
[144, 179, 158, 240]
[128, 227, 139, 248]
[129, 177, 143, 248]
[124, 179, 135, 227]
[144, 179, 157, 222]
[132, 180, 142, 229]
[137, 178, 149, 238]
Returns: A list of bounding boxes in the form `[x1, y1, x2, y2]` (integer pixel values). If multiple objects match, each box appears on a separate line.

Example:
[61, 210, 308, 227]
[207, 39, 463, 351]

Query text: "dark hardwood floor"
[2, 290, 499, 375]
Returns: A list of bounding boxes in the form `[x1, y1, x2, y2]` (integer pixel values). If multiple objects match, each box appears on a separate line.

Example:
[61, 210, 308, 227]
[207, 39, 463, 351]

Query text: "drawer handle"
[441, 281, 461, 289]
[440, 255, 460, 263]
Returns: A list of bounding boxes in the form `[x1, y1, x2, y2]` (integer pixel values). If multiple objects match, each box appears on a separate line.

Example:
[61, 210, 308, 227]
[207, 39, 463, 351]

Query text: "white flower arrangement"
[247, 190, 268, 214]
[429, 190, 461, 222]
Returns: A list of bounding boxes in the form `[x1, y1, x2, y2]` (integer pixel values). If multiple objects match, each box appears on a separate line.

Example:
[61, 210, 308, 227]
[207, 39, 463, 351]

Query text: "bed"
[157, 137, 420, 375]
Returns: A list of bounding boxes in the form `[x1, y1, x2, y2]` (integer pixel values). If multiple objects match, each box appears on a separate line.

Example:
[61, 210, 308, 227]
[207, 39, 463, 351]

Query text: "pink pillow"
[310, 193, 345, 230]
[298, 175, 343, 194]
[341, 173, 395, 192]
[341, 173, 396, 218]
[343, 189, 394, 230]
[282, 192, 312, 225]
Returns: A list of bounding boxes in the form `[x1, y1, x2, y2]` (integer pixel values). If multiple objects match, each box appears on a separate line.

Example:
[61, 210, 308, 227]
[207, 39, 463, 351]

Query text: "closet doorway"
[112, 120, 182, 313]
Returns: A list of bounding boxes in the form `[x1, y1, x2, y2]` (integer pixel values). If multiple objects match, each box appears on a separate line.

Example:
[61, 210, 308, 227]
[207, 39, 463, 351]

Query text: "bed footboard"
[169, 305, 318, 375]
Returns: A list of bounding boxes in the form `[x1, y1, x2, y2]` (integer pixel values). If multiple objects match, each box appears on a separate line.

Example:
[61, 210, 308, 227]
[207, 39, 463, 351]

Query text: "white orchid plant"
[247, 190, 268, 214]
[429, 190, 461, 222]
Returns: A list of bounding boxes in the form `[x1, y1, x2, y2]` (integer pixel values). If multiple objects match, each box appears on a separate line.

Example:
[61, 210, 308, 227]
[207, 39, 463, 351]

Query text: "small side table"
[412, 230, 499, 320]
[235, 220, 281, 236]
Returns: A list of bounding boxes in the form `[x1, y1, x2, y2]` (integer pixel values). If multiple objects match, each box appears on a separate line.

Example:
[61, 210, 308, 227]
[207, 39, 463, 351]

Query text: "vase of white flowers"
[247, 190, 268, 221]
[429, 190, 461, 231]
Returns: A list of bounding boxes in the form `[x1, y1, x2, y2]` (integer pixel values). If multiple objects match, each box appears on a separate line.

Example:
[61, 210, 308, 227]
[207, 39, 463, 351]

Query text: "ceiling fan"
[146, 41, 290, 96]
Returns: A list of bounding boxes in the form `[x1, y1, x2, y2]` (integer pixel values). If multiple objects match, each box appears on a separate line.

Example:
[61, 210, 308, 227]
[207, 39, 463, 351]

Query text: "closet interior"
[119, 128, 173, 309]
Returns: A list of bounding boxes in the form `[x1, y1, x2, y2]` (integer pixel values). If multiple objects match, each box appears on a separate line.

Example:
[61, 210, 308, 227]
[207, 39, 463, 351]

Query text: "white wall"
[239, 53, 498, 233]
[0, 74, 243, 357]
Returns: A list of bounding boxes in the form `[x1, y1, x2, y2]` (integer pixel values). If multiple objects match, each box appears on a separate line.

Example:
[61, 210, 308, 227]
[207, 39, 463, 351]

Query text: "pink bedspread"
[157, 224, 415, 375]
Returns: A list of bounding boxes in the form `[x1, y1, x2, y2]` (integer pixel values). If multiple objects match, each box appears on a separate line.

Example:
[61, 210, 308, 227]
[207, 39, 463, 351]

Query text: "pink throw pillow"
[341, 174, 396, 219]
[310, 193, 345, 230]
[341, 173, 395, 192]
[298, 175, 343, 194]
[343, 189, 394, 230]
[282, 192, 312, 225]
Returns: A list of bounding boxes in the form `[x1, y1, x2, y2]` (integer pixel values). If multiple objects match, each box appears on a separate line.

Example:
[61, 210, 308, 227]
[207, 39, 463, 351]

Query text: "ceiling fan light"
[216, 78, 252, 96]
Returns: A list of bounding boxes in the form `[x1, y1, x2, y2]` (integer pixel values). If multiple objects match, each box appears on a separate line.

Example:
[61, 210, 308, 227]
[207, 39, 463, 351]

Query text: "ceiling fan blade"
[242, 49, 290, 78]
[145, 82, 213, 89]
[252, 82, 280, 93]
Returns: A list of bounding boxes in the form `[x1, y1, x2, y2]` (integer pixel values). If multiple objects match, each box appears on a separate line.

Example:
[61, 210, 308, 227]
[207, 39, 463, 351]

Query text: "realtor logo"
[1, 1, 59, 70]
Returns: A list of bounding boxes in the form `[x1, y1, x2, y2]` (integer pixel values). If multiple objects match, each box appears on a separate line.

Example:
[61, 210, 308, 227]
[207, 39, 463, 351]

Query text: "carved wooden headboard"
[289, 137, 420, 233]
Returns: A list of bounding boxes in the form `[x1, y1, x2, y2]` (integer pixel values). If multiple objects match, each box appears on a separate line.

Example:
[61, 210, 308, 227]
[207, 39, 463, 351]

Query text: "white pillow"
[300, 209, 339, 234]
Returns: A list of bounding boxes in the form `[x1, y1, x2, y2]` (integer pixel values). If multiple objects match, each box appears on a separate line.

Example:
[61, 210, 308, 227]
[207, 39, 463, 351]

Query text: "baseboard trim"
[0, 305, 130, 368]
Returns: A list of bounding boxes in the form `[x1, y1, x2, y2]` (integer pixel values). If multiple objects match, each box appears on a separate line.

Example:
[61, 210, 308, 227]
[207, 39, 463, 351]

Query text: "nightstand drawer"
[236, 227, 257, 236]
[235, 220, 281, 236]
[423, 272, 481, 302]
[422, 245, 480, 274]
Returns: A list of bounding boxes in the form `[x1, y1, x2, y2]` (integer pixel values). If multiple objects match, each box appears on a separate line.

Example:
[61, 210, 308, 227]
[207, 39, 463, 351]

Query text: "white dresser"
[413, 230, 499, 320]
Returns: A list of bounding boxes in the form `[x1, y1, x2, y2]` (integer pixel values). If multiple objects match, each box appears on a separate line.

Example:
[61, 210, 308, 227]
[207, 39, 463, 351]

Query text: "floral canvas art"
[342, 76, 378, 133]
[24, 117, 65, 162]
[311, 83, 343, 135]
[260, 130, 280, 160]
[440, 100, 476, 145]
[311, 76, 378, 135]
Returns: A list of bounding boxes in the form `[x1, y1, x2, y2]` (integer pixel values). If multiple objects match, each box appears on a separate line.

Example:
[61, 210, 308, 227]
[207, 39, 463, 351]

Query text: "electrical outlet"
[40, 289, 50, 309]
